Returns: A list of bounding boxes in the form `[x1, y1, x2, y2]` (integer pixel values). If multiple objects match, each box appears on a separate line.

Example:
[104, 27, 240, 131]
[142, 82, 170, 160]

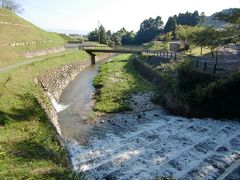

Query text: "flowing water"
[57, 57, 240, 179]
[58, 57, 111, 144]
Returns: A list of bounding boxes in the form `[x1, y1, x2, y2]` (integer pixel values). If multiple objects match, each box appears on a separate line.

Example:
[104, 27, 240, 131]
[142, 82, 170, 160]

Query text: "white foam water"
[62, 95, 240, 180]
[47, 92, 69, 113]
[65, 94, 240, 180]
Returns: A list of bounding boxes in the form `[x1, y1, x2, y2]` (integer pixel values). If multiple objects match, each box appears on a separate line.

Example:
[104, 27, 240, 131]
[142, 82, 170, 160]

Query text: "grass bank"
[0, 8, 65, 68]
[0, 50, 89, 179]
[93, 54, 155, 113]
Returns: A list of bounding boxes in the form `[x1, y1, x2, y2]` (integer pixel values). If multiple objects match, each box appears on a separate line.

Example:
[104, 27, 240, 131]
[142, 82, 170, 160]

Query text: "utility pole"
[98, 21, 100, 44]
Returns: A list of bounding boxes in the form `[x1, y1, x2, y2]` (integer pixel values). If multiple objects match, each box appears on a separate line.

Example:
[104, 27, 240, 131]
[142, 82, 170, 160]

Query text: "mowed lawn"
[0, 50, 89, 179]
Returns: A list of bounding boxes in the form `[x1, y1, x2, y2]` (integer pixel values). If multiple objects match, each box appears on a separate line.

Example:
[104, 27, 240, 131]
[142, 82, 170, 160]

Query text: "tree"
[176, 11, 200, 26]
[176, 25, 206, 51]
[159, 32, 172, 50]
[164, 16, 177, 39]
[214, 8, 240, 25]
[176, 25, 193, 50]
[99, 25, 107, 44]
[122, 31, 136, 45]
[135, 16, 164, 44]
[88, 25, 108, 44]
[1, 0, 24, 13]
[88, 29, 98, 42]
[199, 12, 206, 25]
[188, 26, 208, 55]
[111, 28, 128, 46]
[204, 28, 223, 63]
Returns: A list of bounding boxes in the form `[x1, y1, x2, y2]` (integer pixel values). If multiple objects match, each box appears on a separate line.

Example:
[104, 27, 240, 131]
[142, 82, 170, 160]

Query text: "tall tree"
[176, 11, 200, 26]
[111, 28, 128, 45]
[99, 25, 107, 44]
[135, 16, 164, 44]
[164, 16, 177, 39]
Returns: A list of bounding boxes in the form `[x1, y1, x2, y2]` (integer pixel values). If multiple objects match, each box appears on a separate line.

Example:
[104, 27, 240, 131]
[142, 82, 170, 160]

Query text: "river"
[57, 56, 240, 179]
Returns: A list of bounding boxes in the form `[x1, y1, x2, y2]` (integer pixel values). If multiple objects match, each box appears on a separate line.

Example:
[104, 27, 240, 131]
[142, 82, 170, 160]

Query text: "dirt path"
[66, 93, 240, 179]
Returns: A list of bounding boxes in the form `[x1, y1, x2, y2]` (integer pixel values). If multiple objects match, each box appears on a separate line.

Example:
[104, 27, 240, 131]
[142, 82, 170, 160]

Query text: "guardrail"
[79, 46, 178, 60]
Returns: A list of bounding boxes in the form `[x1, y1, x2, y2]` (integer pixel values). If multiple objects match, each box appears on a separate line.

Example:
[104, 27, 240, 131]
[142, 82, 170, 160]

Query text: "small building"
[169, 41, 181, 52]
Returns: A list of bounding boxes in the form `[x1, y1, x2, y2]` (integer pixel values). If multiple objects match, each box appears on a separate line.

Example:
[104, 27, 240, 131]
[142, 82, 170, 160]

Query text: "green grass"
[186, 46, 211, 57]
[93, 54, 155, 113]
[0, 8, 65, 67]
[0, 50, 89, 179]
[143, 41, 167, 51]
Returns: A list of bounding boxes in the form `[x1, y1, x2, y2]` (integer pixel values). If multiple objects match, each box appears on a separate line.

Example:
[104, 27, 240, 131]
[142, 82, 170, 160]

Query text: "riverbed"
[57, 56, 240, 179]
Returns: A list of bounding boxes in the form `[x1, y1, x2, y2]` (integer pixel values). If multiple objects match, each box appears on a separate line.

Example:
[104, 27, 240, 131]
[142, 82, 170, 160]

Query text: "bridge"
[79, 45, 178, 64]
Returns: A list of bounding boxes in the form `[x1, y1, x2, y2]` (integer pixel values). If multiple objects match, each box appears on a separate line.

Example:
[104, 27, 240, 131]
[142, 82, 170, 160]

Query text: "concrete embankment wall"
[36, 53, 111, 170]
[39, 54, 111, 101]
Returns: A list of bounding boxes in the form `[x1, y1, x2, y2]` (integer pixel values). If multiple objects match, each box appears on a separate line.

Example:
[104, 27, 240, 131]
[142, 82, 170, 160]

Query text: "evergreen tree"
[164, 16, 177, 39]
[99, 25, 107, 44]
[176, 11, 200, 26]
[135, 16, 164, 44]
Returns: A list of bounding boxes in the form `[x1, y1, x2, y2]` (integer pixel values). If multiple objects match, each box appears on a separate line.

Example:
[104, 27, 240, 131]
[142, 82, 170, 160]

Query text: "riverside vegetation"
[135, 55, 240, 118]
[93, 54, 155, 113]
[0, 50, 89, 179]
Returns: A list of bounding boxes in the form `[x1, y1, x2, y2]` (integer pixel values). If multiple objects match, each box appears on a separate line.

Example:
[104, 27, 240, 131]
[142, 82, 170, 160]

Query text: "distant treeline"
[88, 10, 204, 46]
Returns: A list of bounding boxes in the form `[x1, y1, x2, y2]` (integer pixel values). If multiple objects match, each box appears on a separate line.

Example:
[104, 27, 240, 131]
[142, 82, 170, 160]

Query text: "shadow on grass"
[11, 140, 62, 164]
[10, 138, 82, 179]
[1, 93, 71, 177]
[0, 93, 47, 124]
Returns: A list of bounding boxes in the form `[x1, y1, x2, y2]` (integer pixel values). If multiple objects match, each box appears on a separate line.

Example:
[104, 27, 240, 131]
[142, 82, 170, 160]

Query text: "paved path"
[193, 47, 240, 75]
[66, 93, 240, 180]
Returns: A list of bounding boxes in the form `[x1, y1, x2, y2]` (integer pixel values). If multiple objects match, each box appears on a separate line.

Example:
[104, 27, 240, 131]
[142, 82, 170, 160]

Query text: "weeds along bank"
[92, 54, 155, 113]
[0, 50, 108, 179]
[133, 56, 240, 119]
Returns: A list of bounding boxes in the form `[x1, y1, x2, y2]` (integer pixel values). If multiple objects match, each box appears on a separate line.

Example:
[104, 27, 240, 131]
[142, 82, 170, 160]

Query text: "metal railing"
[79, 45, 179, 60]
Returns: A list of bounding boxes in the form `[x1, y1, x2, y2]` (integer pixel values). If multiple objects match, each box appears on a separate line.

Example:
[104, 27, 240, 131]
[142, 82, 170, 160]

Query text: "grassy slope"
[0, 8, 65, 67]
[0, 50, 89, 179]
[93, 54, 154, 113]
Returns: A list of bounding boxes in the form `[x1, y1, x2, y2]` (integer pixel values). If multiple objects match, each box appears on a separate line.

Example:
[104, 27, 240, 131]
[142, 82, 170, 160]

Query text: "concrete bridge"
[79, 45, 177, 64]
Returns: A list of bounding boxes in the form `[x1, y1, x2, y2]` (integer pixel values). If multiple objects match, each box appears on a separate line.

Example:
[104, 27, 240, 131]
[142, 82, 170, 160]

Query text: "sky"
[17, 0, 240, 34]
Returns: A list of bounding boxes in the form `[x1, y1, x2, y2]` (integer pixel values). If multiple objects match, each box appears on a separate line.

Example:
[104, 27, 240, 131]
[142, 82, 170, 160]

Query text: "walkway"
[193, 47, 240, 76]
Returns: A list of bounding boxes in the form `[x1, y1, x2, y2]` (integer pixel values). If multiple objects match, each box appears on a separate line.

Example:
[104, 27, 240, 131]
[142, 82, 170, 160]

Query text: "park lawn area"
[93, 54, 155, 113]
[186, 46, 211, 57]
[0, 50, 89, 179]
